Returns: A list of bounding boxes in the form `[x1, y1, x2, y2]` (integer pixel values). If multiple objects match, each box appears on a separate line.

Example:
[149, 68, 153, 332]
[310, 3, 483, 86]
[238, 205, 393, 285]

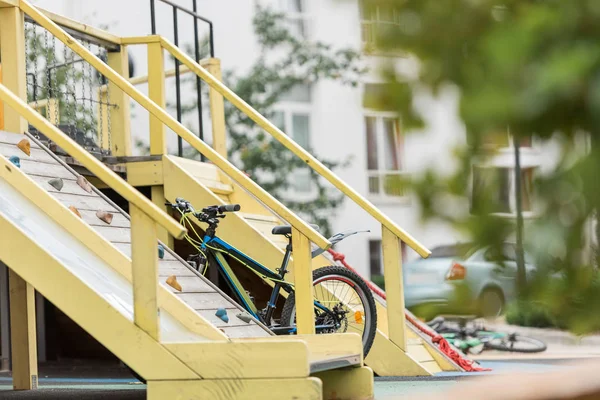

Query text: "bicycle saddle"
[271, 224, 320, 236]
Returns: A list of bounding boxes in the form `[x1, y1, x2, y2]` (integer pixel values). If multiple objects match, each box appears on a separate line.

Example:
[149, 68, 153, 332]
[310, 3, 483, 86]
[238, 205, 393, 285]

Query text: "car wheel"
[479, 288, 504, 317]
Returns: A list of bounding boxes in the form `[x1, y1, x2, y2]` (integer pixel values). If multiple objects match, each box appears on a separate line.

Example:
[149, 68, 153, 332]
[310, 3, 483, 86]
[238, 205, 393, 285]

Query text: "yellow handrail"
[158, 37, 431, 258]
[20, 1, 330, 251]
[0, 83, 186, 239]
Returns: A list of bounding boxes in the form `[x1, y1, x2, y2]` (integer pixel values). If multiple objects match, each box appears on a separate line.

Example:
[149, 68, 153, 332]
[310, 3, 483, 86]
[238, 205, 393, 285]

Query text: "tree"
[366, 0, 600, 332]
[175, 7, 365, 235]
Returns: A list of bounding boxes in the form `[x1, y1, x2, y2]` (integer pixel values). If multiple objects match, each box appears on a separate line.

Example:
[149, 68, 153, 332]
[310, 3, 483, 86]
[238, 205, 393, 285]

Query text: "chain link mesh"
[24, 20, 117, 156]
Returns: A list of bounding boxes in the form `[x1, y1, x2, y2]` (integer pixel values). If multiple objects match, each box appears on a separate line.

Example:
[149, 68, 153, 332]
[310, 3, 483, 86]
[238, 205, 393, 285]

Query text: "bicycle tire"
[484, 333, 547, 353]
[280, 266, 378, 357]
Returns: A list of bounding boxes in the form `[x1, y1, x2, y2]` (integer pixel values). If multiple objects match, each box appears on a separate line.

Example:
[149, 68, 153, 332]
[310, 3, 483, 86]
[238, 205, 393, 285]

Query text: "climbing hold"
[47, 178, 64, 191]
[68, 205, 82, 218]
[158, 244, 165, 259]
[76, 175, 93, 193]
[165, 275, 182, 292]
[17, 139, 31, 156]
[215, 308, 229, 323]
[96, 210, 113, 225]
[8, 156, 20, 168]
[236, 312, 252, 324]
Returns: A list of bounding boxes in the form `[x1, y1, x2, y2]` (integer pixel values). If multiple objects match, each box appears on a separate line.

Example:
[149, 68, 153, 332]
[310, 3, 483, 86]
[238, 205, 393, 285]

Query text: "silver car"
[404, 243, 535, 318]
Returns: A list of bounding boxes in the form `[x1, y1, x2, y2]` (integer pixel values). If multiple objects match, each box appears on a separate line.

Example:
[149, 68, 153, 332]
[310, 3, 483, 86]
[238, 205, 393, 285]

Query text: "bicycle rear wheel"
[484, 333, 547, 353]
[280, 266, 377, 357]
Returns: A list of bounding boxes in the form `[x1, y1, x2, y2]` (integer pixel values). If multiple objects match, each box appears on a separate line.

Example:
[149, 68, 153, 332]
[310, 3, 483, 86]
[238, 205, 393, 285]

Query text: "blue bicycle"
[166, 198, 378, 356]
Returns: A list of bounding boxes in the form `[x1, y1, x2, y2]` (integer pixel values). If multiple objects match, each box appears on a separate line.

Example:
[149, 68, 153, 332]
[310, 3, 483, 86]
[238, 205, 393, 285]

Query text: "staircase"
[0, 130, 271, 339]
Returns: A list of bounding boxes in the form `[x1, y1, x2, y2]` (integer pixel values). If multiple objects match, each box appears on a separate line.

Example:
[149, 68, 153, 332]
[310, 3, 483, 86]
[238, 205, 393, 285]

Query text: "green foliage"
[371, 274, 385, 291]
[175, 7, 365, 234]
[364, 0, 600, 332]
[505, 301, 559, 329]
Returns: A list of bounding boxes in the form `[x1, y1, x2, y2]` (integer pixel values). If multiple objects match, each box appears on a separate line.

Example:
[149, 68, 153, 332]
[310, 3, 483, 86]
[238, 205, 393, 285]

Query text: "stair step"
[171, 156, 233, 195]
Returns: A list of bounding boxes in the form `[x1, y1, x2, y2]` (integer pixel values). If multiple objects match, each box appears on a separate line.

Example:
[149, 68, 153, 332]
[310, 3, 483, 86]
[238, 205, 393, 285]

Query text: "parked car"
[404, 242, 536, 318]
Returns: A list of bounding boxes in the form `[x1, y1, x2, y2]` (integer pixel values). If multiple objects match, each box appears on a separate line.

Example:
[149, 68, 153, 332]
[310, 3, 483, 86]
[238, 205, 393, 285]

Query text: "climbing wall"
[0, 130, 271, 339]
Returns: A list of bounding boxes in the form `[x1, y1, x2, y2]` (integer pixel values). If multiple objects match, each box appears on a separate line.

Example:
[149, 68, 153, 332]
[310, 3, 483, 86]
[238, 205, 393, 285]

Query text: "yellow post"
[146, 42, 171, 247]
[107, 47, 131, 156]
[0, 64, 4, 130]
[46, 99, 59, 126]
[8, 270, 38, 390]
[147, 42, 166, 155]
[130, 204, 160, 341]
[97, 87, 109, 150]
[381, 225, 406, 351]
[206, 58, 227, 158]
[0, 5, 27, 133]
[291, 228, 315, 335]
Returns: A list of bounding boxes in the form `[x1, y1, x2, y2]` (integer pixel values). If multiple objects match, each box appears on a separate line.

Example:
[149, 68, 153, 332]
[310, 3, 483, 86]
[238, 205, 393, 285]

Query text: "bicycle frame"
[179, 211, 332, 331]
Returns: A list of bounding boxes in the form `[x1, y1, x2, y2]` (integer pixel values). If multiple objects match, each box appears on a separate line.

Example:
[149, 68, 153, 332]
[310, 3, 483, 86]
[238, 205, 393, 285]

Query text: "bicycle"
[165, 197, 378, 356]
[427, 316, 547, 354]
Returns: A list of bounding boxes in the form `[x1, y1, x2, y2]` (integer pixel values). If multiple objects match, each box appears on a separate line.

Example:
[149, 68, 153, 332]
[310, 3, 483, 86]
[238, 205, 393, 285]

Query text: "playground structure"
[0, 0, 465, 397]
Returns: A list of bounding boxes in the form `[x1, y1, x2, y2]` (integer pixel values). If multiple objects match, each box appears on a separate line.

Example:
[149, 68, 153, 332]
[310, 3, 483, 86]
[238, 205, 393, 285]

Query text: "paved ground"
[0, 357, 592, 399]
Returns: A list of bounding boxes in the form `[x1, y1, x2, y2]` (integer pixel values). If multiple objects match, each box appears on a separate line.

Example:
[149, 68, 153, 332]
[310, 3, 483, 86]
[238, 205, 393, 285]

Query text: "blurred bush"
[505, 302, 559, 329]
[507, 267, 600, 334]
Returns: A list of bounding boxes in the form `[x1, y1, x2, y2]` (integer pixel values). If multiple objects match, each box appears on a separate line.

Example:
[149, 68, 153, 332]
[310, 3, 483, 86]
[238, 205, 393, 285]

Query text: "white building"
[31, 0, 556, 278]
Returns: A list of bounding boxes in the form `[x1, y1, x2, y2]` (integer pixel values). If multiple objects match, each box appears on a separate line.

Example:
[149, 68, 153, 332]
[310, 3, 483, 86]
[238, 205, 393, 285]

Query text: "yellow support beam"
[107, 46, 132, 156]
[206, 58, 227, 157]
[0, 64, 3, 130]
[314, 367, 374, 400]
[0, 5, 27, 133]
[164, 340, 310, 379]
[126, 160, 163, 186]
[292, 228, 316, 335]
[130, 205, 160, 341]
[381, 226, 406, 351]
[8, 270, 38, 390]
[147, 42, 166, 156]
[0, 83, 186, 240]
[147, 378, 323, 400]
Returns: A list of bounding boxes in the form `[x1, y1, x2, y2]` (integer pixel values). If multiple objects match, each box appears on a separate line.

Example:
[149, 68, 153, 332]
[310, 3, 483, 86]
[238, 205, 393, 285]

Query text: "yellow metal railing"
[8, 0, 329, 336]
[157, 37, 432, 350]
[4, 0, 432, 347]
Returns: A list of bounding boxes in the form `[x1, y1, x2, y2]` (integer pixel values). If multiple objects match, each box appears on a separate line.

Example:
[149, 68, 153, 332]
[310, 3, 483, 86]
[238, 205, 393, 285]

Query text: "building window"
[359, 0, 401, 51]
[273, 84, 312, 193]
[471, 166, 534, 215]
[369, 239, 407, 278]
[280, 0, 309, 38]
[365, 115, 405, 198]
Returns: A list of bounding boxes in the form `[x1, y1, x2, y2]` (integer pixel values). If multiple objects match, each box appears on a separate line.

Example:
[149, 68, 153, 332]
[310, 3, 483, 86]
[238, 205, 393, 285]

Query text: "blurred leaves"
[365, 0, 600, 333]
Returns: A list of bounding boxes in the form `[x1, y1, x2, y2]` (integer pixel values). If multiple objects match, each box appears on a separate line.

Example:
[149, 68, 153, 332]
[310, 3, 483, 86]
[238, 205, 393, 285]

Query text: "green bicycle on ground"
[427, 316, 547, 354]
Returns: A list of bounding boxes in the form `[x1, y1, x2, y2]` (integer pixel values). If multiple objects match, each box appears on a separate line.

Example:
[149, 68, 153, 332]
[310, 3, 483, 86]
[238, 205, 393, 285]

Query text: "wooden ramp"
[162, 155, 463, 376]
[0, 130, 371, 399]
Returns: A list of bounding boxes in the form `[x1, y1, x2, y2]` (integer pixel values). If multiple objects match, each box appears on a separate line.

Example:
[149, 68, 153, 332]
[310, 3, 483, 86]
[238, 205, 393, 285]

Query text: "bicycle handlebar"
[165, 198, 241, 218]
[218, 204, 241, 213]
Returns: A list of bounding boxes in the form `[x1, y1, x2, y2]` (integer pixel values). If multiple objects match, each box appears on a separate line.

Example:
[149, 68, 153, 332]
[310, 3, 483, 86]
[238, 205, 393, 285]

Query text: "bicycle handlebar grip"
[218, 204, 241, 213]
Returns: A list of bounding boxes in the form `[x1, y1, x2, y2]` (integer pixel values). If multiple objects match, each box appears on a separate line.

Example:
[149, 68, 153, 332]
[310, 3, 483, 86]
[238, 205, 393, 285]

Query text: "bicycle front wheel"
[484, 333, 547, 353]
[280, 266, 377, 357]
